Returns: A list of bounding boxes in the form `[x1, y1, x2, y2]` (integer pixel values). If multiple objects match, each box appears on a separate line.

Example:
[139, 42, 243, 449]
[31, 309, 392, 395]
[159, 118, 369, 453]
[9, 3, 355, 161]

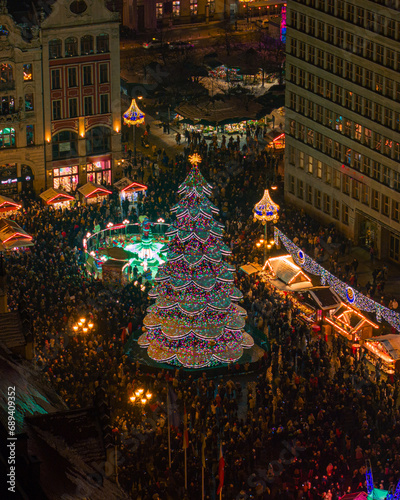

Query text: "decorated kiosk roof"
[114, 177, 147, 193]
[0, 218, 33, 250]
[78, 182, 112, 198]
[0, 195, 21, 213]
[39, 188, 75, 205]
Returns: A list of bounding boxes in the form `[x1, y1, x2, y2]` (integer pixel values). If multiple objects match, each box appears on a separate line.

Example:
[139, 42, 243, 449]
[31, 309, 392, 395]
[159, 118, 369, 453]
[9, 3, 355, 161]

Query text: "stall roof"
[325, 303, 379, 339]
[264, 255, 312, 290]
[0, 195, 21, 213]
[0, 218, 33, 250]
[78, 182, 112, 198]
[366, 334, 400, 361]
[304, 286, 341, 311]
[240, 263, 263, 275]
[39, 188, 75, 205]
[114, 177, 147, 193]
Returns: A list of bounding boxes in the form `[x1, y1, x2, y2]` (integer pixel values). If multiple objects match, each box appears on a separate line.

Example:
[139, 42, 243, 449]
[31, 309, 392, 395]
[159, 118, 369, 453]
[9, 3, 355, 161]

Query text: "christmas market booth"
[297, 286, 342, 328]
[324, 302, 379, 347]
[264, 255, 313, 291]
[363, 334, 400, 375]
[78, 182, 112, 205]
[266, 130, 285, 152]
[0, 218, 33, 250]
[39, 188, 75, 209]
[0, 195, 21, 217]
[240, 263, 263, 275]
[114, 177, 147, 205]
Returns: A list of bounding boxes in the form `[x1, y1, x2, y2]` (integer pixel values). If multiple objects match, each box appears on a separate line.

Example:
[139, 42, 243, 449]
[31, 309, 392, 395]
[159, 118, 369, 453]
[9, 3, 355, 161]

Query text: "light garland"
[275, 227, 400, 332]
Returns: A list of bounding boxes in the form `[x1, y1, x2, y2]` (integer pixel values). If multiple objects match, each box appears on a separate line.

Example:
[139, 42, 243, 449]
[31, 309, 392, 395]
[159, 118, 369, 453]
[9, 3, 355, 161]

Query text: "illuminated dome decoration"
[139, 156, 253, 368]
[346, 286, 355, 304]
[123, 99, 145, 127]
[253, 189, 280, 224]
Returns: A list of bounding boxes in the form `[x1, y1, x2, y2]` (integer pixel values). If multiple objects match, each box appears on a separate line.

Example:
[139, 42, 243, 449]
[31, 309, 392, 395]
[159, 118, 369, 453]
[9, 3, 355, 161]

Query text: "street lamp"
[123, 98, 145, 167]
[253, 189, 279, 265]
[72, 316, 94, 336]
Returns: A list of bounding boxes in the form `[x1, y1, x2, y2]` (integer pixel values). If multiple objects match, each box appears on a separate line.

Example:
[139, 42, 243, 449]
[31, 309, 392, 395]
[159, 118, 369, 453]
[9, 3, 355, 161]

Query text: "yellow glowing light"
[137, 388, 144, 395]
[256, 242, 261, 248]
[82, 327, 88, 333]
[141, 398, 147, 404]
[88, 322, 94, 329]
[189, 153, 202, 166]
[73, 325, 78, 332]
[146, 392, 152, 399]
[130, 395, 136, 403]
[80, 317, 86, 323]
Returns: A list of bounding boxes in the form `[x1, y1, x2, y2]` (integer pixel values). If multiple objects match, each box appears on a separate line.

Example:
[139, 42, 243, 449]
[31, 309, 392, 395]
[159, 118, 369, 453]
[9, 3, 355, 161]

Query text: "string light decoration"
[123, 99, 145, 126]
[139, 157, 254, 368]
[254, 189, 279, 264]
[275, 227, 400, 332]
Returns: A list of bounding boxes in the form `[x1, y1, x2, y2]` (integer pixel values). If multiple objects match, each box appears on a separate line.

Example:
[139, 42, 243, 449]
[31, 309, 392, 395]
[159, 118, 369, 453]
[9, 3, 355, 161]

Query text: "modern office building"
[0, 0, 121, 194]
[285, 0, 400, 262]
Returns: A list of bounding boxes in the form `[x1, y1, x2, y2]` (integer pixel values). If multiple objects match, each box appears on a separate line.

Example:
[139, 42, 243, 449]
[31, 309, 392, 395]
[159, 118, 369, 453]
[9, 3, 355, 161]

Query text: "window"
[323, 194, 331, 214]
[49, 39, 62, 59]
[376, 44, 384, 64]
[298, 96, 305, 114]
[342, 205, 349, 225]
[335, 114, 342, 132]
[100, 94, 109, 114]
[290, 92, 296, 110]
[86, 126, 111, 155]
[337, 0, 344, 18]
[172, 1, 180, 16]
[291, 38, 297, 56]
[388, 19, 396, 39]
[97, 34, 109, 53]
[316, 160, 322, 178]
[334, 170, 341, 189]
[307, 100, 313, 117]
[333, 199, 339, 219]
[372, 190, 380, 211]
[363, 127, 372, 148]
[307, 73, 314, 92]
[317, 49, 324, 67]
[376, 15, 385, 35]
[297, 179, 304, 199]
[308, 17, 315, 36]
[356, 7, 364, 26]
[325, 165, 331, 184]
[298, 69, 305, 87]
[382, 166, 391, 185]
[81, 35, 94, 55]
[289, 146, 295, 165]
[24, 93, 34, 111]
[86, 159, 111, 185]
[325, 137, 332, 155]
[354, 95, 362, 114]
[289, 120, 295, 136]
[356, 37, 363, 56]
[288, 175, 295, 194]
[316, 132, 322, 150]
[392, 201, 399, 222]
[299, 151, 304, 169]
[390, 235, 400, 262]
[336, 58, 343, 77]
[190, 0, 197, 15]
[83, 66, 92, 86]
[53, 165, 78, 192]
[374, 133, 382, 152]
[299, 14, 306, 31]
[394, 171, 400, 191]
[346, 33, 353, 53]
[335, 86, 342, 104]
[23, 64, 32, 81]
[345, 62, 352, 80]
[0, 127, 15, 148]
[68, 67, 77, 87]
[84, 96, 93, 116]
[345, 119, 353, 138]
[99, 63, 109, 84]
[374, 103, 382, 123]
[372, 161, 380, 180]
[344, 90, 352, 109]
[52, 100, 62, 120]
[317, 21, 324, 39]
[65, 37, 78, 57]
[307, 155, 313, 174]
[26, 125, 34, 146]
[308, 46, 315, 64]
[343, 175, 350, 195]
[316, 105, 323, 123]
[69, 98, 78, 118]
[52, 130, 78, 160]
[366, 41, 373, 60]
[386, 79, 394, 99]
[366, 11, 374, 30]
[51, 69, 61, 90]
[299, 42, 306, 59]
[395, 143, 400, 161]
[325, 109, 333, 128]
[362, 184, 369, 205]
[384, 138, 392, 157]
[1, 96, 16, 115]
[365, 70, 373, 90]
[336, 29, 344, 48]
[376, 75, 383, 95]
[334, 141, 341, 160]
[352, 179, 360, 200]
[326, 54, 334, 72]
[346, 3, 354, 22]
[306, 185, 313, 204]
[354, 152, 361, 170]
[387, 49, 395, 69]
[315, 189, 321, 209]
[325, 81, 333, 99]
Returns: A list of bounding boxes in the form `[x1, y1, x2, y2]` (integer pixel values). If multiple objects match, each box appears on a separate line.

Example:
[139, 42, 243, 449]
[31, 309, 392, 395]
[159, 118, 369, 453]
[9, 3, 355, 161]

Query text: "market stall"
[0, 218, 33, 250]
[299, 286, 341, 325]
[0, 195, 21, 217]
[324, 302, 379, 345]
[264, 255, 313, 291]
[39, 188, 75, 209]
[266, 130, 285, 151]
[78, 182, 112, 205]
[240, 263, 263, 275]
[363, 334, 400, 375]
[114, 177, 147, 205]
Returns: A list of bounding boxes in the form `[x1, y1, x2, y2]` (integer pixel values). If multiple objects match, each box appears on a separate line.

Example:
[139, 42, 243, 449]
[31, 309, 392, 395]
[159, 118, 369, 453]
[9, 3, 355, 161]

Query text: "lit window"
[190, 0, 197, 16]
[173, 1, 180, 16]
[23, 64, 32, 81]
[0, 127, 15, 148]
[156, 2, 163, 18]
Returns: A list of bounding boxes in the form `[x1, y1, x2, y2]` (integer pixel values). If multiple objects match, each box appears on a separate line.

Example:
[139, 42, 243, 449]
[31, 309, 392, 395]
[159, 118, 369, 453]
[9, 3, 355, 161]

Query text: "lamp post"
[72, 316, 94, 337]
[129, 387, 153, 423]
[253, 189, 279, 265]
[123, 98, 145, 167]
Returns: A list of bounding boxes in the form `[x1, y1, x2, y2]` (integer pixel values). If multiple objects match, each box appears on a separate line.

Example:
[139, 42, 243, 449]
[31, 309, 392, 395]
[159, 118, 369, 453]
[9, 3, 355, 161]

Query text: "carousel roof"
[39, 188, 75, 205]
[78, 182, 112, 198]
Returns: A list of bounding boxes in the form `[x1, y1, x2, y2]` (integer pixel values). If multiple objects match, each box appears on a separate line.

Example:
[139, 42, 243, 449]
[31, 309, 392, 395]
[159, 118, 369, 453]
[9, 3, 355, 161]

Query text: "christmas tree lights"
[139, 155, 253, 368]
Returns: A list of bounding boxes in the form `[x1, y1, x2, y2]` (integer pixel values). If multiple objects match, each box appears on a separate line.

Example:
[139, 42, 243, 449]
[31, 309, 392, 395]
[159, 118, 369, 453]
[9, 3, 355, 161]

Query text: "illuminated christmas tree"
[138, 154, 254, 368]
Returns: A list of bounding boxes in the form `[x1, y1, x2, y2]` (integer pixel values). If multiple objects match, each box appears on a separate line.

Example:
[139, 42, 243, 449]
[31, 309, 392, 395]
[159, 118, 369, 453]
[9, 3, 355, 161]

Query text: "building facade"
[0, 2, 44, 196]
[122, 0, 285, 32]
[41, 0, 121, 192]
[285, 0, 400, 262]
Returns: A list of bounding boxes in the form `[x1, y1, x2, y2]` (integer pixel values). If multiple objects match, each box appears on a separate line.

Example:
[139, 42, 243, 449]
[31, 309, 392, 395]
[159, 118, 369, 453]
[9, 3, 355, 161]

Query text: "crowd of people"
[4, 140, 400, 500]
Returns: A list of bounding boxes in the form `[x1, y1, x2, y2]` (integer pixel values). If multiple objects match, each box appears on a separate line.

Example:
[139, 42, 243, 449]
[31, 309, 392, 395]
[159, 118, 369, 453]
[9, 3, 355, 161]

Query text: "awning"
[78, 182, 112, 199]
[0, 195, 21, 213]
[0, 218, 33, 250]
[114, 177, 147, 193]
[39, 188, 75, 205]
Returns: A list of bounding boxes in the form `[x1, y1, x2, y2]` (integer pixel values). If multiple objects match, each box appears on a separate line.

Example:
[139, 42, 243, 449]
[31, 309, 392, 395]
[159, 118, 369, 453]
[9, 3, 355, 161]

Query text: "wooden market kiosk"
[363, 334, 400, 375]
[78, 182, 112, 205]
[0, 195, 21, 217]
[264, 255, 313, 291]
[39, 188, 75, 209]
[324, 302, 379, 346]
[0, 218, 33, 250]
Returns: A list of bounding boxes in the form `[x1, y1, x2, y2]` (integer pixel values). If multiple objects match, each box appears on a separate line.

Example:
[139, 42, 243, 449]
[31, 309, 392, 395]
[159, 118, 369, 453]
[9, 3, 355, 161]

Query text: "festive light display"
[123, 99, 145, 126]
[139, 158, 254, 368]
[280, 4, 287, 43]
[275, 227, 400, 332]
[253, 189, 280, 223]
